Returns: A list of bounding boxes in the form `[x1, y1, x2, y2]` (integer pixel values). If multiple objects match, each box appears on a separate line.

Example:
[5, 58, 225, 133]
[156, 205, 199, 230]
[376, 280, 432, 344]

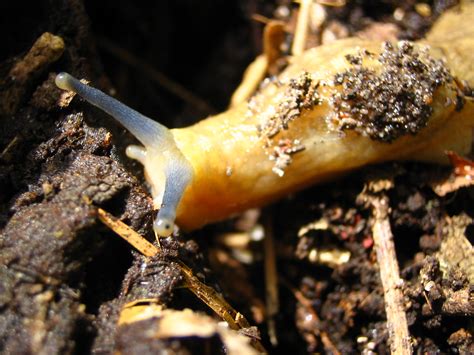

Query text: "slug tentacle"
[125, 145, 147, 164]
[154, 157, 194, 236]
[55, 72, 172, 148]
[56, 72, 194, 236]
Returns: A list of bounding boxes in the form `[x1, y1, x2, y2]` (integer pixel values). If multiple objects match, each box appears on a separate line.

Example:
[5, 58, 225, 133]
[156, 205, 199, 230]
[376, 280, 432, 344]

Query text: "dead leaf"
[117, 307, 259, 355]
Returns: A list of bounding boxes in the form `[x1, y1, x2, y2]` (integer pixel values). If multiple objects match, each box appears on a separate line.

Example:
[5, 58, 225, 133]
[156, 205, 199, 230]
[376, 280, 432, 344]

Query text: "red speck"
[362, 236, 373, 249]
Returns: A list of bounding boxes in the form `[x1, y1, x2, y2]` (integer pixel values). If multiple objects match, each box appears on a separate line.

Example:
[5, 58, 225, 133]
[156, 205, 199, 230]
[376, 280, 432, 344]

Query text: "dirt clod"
[330, 41, 453, 141]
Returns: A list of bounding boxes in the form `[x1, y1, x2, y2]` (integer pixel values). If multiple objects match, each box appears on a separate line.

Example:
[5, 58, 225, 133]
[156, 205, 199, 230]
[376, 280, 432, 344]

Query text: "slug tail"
[55, 72, 171, 148]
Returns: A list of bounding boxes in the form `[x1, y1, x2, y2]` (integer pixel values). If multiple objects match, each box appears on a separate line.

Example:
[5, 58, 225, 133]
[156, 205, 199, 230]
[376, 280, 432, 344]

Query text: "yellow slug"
[55, 3, 474, 236]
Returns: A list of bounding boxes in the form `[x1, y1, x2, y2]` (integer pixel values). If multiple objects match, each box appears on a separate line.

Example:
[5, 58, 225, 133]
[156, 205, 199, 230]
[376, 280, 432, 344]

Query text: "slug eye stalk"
[55, 72, 194, 237]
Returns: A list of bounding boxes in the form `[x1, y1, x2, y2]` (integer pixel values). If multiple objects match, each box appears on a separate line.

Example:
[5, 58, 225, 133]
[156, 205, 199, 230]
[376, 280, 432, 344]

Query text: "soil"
[0, 0, 472, 354]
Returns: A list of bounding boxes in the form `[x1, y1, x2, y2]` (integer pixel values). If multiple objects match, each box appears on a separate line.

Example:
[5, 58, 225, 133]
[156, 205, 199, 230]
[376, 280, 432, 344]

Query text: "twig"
[317, 0, 346, 6]
[98, 36, 215, 114]
[283, 279, 341, 355]
[230, 21, 285, 107]
[263, 215, 279, 346]
[0, 135, 20, 160]
[177, 261, 250, 331]
[370, 194, 412, 355]
[292, 0, 313, 56]
[97, 207, 267, 353]
[97, 207, 159, 257]
[263, 21, 286, 76]
[229, 55, 267, 108]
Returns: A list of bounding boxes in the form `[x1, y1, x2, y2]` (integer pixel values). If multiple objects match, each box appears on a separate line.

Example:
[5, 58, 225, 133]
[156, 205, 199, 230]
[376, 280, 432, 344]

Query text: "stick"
[292, 0, 313, 56]
[97, 207, 267, 353]
[97, 207, 159, 257]
[283, 279, 341, 354]
[370, 195, 412, 355]
[263, 215, 279, 346]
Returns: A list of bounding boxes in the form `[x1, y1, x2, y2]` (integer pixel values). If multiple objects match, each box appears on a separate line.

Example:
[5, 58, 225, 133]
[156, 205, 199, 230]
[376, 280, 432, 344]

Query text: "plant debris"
[95, 208, 266, 352]
[365, 187, 413, 354]
[115, 308, 259, 355]
[432, 151, 474, 196]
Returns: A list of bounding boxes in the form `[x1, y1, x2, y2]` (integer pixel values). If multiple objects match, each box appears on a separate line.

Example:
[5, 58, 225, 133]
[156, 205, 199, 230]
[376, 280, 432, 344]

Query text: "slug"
[55, 3, 474, 236]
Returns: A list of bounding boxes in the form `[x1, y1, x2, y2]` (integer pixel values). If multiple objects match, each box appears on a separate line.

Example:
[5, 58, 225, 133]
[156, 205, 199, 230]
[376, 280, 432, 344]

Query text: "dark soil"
[0, 0, 472, 354]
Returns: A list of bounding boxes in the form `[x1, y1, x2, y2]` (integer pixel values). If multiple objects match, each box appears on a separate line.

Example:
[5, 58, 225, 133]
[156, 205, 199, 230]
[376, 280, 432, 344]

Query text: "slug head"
[55, 72, 194, 237]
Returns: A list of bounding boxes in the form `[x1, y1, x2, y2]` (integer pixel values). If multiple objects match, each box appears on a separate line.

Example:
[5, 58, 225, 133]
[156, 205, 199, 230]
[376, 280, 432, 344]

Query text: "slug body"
[56, 4, 474, 234]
